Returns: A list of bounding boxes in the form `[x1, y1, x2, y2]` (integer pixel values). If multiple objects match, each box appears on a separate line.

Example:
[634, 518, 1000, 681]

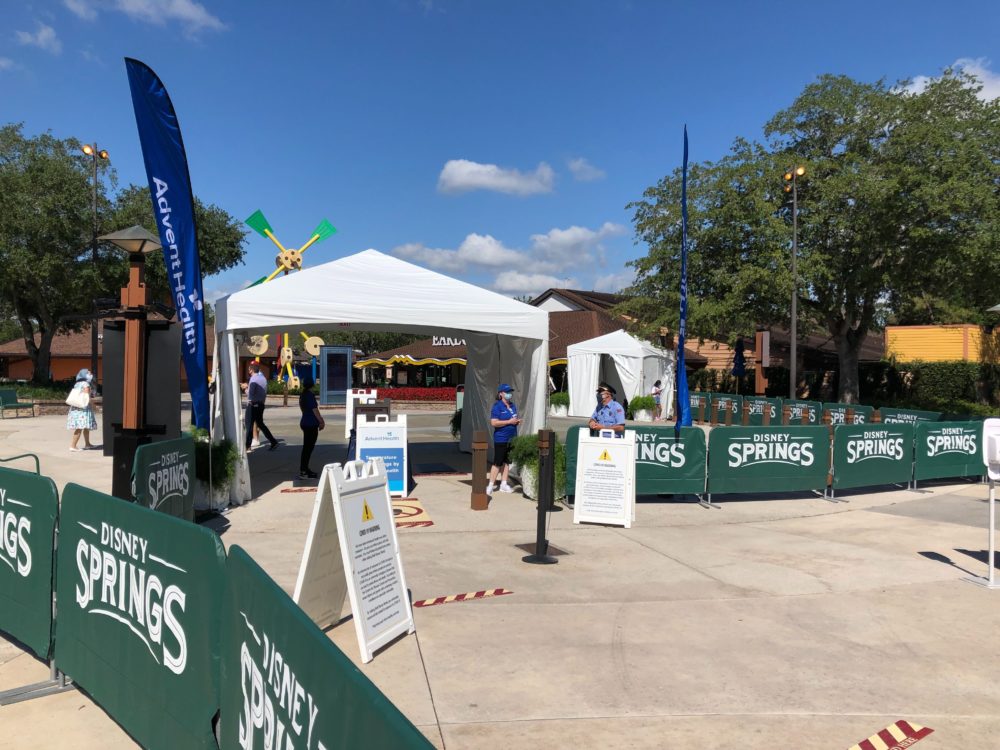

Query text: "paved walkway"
[1, 411, 999, 749]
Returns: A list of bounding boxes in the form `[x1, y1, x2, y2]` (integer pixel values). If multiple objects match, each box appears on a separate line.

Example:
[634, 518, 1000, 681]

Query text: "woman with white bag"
[66, 368, 97, 451]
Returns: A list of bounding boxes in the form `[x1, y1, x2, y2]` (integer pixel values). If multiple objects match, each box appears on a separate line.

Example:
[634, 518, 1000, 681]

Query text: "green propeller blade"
[312, 219, 337, 241]
[245, 210, 273, 237]
[249, 275, 269, 287]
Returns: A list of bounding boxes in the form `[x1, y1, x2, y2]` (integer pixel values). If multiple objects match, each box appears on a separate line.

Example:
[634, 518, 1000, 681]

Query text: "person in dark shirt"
[487, 383, 521, 496]
[298, 377, 325, 479]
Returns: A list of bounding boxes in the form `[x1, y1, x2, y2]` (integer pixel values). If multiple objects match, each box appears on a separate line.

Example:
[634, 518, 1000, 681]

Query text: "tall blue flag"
[125, 58, 210, 429]
[676, 126, 692, 428]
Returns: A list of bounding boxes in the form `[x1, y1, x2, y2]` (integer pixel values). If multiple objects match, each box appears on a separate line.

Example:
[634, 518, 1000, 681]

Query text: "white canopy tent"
[566, 329, 675, 418]
[214, 249, 549, 504]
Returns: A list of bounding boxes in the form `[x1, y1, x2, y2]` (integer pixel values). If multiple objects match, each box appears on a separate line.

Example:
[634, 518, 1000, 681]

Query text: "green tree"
[625, 72, 1000, 401]
[0, 124, 248, 383]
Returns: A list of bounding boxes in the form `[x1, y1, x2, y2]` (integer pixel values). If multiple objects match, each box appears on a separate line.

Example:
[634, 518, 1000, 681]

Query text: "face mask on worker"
[502, 392, 512, 401]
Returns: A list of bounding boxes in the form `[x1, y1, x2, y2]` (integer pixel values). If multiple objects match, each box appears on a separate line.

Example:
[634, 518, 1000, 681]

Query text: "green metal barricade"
[913, 421, 984, 484]
[830, 423, 914, 496]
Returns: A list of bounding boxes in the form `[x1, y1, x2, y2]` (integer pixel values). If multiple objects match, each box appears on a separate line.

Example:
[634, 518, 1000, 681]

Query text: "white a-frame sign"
[293, 458, 415, 662]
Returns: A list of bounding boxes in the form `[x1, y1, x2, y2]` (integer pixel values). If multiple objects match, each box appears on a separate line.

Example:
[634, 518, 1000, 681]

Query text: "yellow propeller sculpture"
[244, 210, 336, 389]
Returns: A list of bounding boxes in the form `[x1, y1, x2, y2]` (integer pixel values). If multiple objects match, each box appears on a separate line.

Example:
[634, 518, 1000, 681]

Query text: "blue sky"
[5, 1, 999, 303]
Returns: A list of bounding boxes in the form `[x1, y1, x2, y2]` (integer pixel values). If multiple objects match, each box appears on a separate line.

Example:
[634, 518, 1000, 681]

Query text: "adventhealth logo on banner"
[0, 486, 32, 577]
[153, 177, 203, 357]
[926, 426, 977, 456]
[146, 447, 191, 509]
[238, 612, 324, 750]
[846, 429, 906, 463]
[74, 521, 188, 674]
[728, 433, 815, 468]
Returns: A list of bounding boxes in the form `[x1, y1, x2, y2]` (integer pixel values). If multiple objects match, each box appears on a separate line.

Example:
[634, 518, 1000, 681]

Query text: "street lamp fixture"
[783, 165, 806, 400]
[82, 142, 110, 382]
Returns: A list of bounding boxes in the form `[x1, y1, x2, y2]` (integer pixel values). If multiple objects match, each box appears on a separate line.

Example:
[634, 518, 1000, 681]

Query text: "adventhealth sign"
[0, 467, 58, 659]
[55, 483, 226, 749]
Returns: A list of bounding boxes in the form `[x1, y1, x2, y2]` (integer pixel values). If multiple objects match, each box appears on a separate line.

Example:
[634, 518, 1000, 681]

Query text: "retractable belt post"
[523, 428, 557, 565]
[471, 430, 489, 511]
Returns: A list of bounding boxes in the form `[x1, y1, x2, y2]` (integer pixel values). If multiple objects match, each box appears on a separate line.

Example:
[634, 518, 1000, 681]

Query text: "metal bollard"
[523, 429, 557, 565]
[471, 430, 489, 511]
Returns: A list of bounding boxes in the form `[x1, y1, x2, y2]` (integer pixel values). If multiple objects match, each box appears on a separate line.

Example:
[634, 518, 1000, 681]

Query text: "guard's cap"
[498, 383, 514, 393]
[597, 382, 616, 396]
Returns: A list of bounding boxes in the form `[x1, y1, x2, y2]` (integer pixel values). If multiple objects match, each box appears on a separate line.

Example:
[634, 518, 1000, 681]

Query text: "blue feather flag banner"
[676, 126, 692, 428]
[125, 58, 210, 429]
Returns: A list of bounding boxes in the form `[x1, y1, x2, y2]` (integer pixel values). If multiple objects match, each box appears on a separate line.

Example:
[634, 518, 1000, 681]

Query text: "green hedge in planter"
[627, 395, 655, 418]
[188, 428, 238, 486]
[550, 391, 570, 408]
[509, 432, 566, 493]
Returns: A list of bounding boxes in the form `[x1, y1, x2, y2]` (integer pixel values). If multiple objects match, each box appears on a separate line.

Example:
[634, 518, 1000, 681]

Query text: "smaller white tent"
[566, 330, 675, 418]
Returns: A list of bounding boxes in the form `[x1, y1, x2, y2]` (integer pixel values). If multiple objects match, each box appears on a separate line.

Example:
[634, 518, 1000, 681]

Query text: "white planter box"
[549, 404, 569, 417]
[194, 480, 230, 512]
[633, 409, 653, 422]
[511, 463, 565, 501]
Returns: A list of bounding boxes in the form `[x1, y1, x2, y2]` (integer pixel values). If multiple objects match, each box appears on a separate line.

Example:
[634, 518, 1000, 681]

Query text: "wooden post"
[763, 403, 771, 426]
[801, 407, 810, 425]
[724, 401, 732, 426]
[872, 409, 882, 424]
[697, 400, 705, 423]
[741, 403, 751, 426]
[471, 430, 489, 510]
[846, 407, 855, 424]
[782, 405, 791, 426]
[710, 401, 718, 426]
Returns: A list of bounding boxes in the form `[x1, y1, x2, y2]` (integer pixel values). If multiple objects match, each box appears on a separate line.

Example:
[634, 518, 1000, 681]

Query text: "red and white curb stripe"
[848, 720, 933, 750]
[412, 588, 513, 608]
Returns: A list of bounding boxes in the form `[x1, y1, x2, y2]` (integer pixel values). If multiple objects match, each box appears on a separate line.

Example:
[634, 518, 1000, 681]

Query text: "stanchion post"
[471, 430, 489, 511]
[523, 428, 557, 565]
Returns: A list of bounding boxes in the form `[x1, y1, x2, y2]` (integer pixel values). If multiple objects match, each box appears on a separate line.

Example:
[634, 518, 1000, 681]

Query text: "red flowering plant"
[380, 386, 457, 402]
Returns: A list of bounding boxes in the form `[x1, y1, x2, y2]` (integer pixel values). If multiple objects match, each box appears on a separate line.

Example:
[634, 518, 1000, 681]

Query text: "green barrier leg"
[0, 662, 74, 705]
[698, 493, 721, 510]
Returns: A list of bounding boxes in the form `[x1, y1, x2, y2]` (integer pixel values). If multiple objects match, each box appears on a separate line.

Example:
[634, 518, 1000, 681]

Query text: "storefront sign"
[293, 459, 414, 663]
[432, 336, 466, 346]
[0, 467, 58, 660]
[132, 436, 195, 521]
[356, 414, 408, 496]
[573, 430, 636, 527]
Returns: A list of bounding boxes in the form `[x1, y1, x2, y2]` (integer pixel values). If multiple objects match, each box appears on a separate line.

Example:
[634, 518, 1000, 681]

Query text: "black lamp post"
[82, 143, 109, 383]
[783, 165, 806, 400]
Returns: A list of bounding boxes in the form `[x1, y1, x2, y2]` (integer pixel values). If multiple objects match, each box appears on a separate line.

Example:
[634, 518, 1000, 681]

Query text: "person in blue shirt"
[298, 377, 325, 479]
[588, 382, 626, 435]
[488, 383, 521, 496]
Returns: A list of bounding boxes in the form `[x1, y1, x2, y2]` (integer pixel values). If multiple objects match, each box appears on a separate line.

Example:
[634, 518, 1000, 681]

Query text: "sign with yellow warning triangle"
[293, 457, 415, 664]
[574, 430, 636, 528]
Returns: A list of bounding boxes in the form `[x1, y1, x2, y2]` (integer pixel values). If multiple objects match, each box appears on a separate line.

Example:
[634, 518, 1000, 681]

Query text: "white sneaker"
[485, 483, 493, 496]
[499, 483, 514, 493]
[250, 440, 261, 449]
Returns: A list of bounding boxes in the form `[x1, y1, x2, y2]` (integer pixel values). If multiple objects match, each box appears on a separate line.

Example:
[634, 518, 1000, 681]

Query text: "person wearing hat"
[588, 382, 625, 435]
[66, 368, 98, 451]
[488, 383, 521, 495]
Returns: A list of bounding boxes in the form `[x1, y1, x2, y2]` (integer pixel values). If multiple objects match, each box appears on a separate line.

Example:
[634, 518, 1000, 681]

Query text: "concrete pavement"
[1, 409, 999, 749]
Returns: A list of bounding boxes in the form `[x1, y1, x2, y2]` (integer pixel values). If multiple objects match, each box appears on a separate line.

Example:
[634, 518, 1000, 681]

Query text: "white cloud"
[567, 157, 605, 182]
[64, 0, 225, 34]
[116, 0, 225, 32]
[455, 233, 523, 266]
[391, 242, 460, 272]
[493, 271, 576, 296]
[64, 0, 97, 20]
[437, 159, 554, 196]
[16, 23, 62, 55]
[592, 269, 636, 294]
[0, 57, 13, 71]
[529, 222, 625, 272]
[905, 57, 1000, 100]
